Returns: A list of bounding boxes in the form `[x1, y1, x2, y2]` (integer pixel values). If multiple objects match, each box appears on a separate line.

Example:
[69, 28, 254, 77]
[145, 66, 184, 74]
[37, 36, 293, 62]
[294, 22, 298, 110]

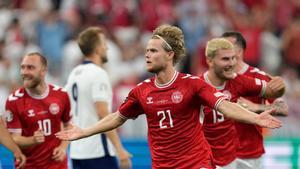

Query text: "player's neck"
[207, 71, 226, 87]
[155, 67, 176, 85]
[26, 81, 48, 96]
[84, 55, 103, 67]
[235, 60, 247, 73]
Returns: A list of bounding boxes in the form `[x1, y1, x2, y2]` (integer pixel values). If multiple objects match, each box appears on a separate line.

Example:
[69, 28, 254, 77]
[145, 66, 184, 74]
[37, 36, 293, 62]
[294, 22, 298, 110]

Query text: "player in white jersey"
[64, 27, 131, 169]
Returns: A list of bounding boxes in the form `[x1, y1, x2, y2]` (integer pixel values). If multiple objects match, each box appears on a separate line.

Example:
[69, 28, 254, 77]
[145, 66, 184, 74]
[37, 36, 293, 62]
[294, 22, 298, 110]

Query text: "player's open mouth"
[224, 67, 233, 72]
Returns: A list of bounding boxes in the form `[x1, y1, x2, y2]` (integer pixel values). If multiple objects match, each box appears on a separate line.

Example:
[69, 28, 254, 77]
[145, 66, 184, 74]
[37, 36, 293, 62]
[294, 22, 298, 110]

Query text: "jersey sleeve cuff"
[117, 111, 137, 120]
[260, 80, 267, 97]
[214, 97, 226, 110]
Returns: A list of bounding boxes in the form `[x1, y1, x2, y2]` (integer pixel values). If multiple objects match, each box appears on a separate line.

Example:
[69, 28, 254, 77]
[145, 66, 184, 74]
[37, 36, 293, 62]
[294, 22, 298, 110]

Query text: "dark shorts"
[72, 156, 119, 169]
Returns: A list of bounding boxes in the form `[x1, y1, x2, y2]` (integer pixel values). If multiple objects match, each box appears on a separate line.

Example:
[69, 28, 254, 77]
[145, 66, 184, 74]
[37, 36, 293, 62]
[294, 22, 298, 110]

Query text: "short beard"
[24, 77, 41, 89]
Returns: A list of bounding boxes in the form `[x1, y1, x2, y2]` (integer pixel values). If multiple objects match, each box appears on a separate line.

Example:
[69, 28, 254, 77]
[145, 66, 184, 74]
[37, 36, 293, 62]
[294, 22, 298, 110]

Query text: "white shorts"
[216, 158, 237, 169]
[236, 157, 262, 169]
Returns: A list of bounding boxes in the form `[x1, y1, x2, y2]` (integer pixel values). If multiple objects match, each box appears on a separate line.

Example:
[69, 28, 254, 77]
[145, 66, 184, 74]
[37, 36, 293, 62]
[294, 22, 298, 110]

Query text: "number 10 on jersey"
[157, 110, 174, 129]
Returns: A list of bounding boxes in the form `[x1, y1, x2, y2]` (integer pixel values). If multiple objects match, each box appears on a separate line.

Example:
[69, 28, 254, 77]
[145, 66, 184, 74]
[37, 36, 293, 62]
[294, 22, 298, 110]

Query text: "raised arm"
[217, 100, 282, 128]
[55, 111, 126, 141]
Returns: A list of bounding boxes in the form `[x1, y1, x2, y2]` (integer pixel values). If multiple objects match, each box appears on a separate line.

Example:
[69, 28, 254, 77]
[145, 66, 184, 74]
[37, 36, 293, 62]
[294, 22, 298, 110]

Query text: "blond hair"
[152, 24, 186, 65]
[205, 38, 234, 58]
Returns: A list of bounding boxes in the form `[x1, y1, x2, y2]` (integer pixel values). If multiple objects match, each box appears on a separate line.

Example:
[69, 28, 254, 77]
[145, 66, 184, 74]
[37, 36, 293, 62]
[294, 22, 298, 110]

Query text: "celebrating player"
[200, 38, 285, 168]
[56, 25, 282, 169]
[4, 52, 72, 169]
[222, 32, 288, 169]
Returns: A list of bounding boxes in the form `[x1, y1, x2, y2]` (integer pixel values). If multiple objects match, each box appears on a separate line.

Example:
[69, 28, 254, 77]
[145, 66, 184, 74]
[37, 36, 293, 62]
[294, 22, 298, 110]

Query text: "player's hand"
[272, 98, 288, 116]
[117, 148, 132, 169]
[267, 76, 285, 97]
[14, 150, 26, 169]
[255, 109, 282, 129]
[33, 129, 45, 144]
[52, 146, 67, 162]
[55, 123, 85, 141]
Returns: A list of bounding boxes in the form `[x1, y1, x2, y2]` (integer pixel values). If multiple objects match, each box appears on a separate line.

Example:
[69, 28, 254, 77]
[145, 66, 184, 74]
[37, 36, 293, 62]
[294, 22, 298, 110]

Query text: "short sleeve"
[236, 75, 266, 97]
[61, 93, 72, 123]
[91, 72, 111, 102]
[118, 88, 144, 119]
[5, 97, 22, 133]
[195, 79, 227, 110]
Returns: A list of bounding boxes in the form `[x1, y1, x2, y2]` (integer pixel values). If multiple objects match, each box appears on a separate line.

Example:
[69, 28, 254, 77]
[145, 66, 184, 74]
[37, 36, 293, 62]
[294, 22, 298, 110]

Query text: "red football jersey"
[200, 72, 266, 166]
[119, 72, 226, 169]
[5, 84, 72, 169]
[236, 64, 272, 158]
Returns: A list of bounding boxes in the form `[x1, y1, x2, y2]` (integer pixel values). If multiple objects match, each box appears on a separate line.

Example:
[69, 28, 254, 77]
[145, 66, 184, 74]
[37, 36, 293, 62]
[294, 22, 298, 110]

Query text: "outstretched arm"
[55, 111, 126, 141]
[94, 102, 132, 169]
[238, 97, 288, 116]
[0, 119, 26, 169]
[217, 100, 282, 128]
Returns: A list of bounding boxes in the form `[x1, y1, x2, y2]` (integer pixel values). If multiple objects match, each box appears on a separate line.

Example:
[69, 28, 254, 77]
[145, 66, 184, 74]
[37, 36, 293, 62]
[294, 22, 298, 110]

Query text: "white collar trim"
[26, 85, 49, 100]
[238, 64, 249, 74]
[203, 71, 226, 90]
[155, 71, 178, 88]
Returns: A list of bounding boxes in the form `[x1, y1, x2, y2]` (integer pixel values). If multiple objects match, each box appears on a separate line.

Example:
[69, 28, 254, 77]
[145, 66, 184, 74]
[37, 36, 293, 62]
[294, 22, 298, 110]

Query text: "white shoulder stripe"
[190, 76, 200, 79]
[255, 78, 262, 85]
[8, 94, 17, 101]
[52, 85, 61, 91]
[182, 74, 191, 79]
[14, 89, 24, 97]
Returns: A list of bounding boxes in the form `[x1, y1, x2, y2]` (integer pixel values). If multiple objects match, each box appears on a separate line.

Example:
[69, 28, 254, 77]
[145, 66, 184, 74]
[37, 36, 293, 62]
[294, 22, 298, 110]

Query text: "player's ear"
[206, 56, 213, 67]
[167, 51, 175, 61]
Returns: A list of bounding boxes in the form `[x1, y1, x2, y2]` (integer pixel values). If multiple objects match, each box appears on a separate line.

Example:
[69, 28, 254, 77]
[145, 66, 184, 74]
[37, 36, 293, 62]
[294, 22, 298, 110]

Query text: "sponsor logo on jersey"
[171, 91, 183, 103]
[157, 99, 168, 104]
[49, 103, 60, 115]
[146, 97, 153, 104]
[37, 111, 48, 115]
[27, 109, 35, 117]
[5, 110, 13, 122]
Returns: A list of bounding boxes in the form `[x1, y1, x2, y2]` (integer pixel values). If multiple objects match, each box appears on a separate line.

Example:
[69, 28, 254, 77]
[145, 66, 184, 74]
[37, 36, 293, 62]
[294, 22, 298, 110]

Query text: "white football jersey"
[65, 61, 116, 159]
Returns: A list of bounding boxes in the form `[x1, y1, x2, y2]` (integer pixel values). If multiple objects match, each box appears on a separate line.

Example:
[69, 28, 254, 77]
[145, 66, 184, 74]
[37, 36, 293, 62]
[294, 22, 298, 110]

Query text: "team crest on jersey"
[49, 103, 60, 115]
[146, 97, 153, 104]
[5, 110, 13, 122]
[171, 91, 183, 103]
[222, 90, 232, 100]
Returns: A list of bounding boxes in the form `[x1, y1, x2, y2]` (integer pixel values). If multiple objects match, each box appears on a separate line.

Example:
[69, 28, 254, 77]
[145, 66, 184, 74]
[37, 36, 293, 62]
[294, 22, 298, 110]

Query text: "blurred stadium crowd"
[0, 0, 300, 138]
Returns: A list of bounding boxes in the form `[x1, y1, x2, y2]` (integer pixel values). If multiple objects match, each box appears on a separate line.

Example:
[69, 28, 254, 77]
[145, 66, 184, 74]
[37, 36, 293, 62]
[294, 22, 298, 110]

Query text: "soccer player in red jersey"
[4, 52, 72, 169]
[200, 38, 286, 169]
[0, 118, 26, 169]
[56, 25, 282, 169]
[221, 31, 288, 169]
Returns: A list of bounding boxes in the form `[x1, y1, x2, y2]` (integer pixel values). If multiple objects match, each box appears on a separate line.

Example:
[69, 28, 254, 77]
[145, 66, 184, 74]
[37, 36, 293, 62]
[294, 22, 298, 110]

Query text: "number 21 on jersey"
[157, 110, 174, 129]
